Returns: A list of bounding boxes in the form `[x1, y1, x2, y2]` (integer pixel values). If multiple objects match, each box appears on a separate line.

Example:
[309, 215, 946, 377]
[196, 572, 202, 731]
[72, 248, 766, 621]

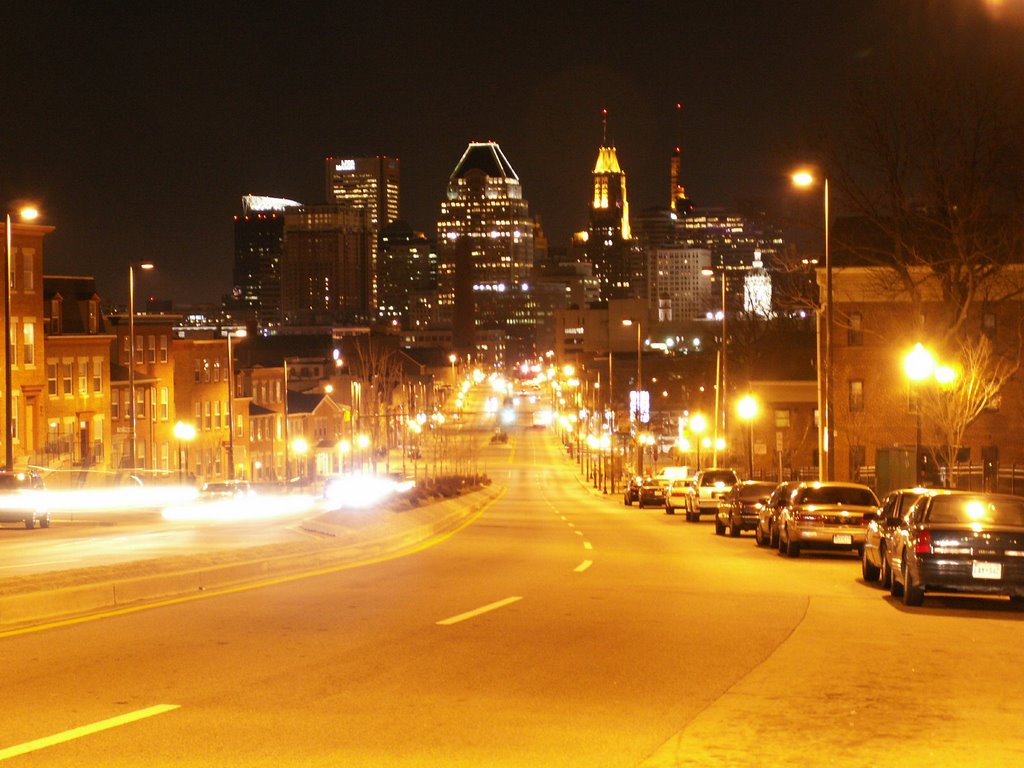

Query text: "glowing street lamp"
[622, 318, 644, 475]
[904, 343, 937, 483]
[4, 205, 39, 471]
[792, 169, 832, 481]
[172, 421, 196, 482]
[690, 412, 707, 471]
[737, 394, 759, 478]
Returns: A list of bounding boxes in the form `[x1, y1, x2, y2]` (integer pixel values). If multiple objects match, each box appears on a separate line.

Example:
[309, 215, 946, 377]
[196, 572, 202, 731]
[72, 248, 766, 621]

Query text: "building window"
[22, 252, 34, 292]
[774, 409, 791, 428]
[160, 387, 169, 421]
[849, 380, 864, 413]
[92, 358, 103, 393]
[214, 400, 222, 429]
[847, 312, 863, 346]
[62, 361, 73, 395]
[213, 358, 221, 383]
[194, 401, 202, 426]
[161, 442, 170, 472]
[112, 390, 121, 420]
[8, 321, 16, 367]
[47, 362, 57, 396]
[236, 414, 243, 438]
[50, 298, 63, 334]
[136, 387, 146, 420]
[150, 388, 157, 422]
[88, 299, 99, 334]
[194, 360, 201, 384]
[204, 401, 212, 430]
[159, 334, 168, 363]
[134, 334, 144, 364]
[78, 360, 88, 395]
[203, 359, 211, 383]
[121, 335, 130, 365]
[147, 335, 156, 364]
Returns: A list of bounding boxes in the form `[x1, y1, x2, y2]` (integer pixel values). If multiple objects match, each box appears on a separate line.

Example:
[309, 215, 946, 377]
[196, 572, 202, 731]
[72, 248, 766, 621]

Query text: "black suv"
[623, 475, 648, 506]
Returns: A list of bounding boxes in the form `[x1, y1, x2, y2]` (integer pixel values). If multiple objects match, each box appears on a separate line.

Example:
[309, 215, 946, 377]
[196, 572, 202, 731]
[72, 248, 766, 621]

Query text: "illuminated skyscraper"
[324, 156, 399, 317]
[585, 112, 644, 302]
[233, 195, 302, 330]
[436, 141, 536, 359]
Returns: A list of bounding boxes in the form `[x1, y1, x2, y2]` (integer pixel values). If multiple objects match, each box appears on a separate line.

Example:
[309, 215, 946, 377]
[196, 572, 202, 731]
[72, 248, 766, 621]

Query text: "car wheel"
[729, 520, 741, 537]
[665, 505, 674, 515]
[777, 528, 786, 554]
[623, 496, 630, 506]
[24, 516, 35, 530]
[714, 517, 724, 535]
[902, 560, 924, 606]
[889, 556, 905, 598]
[879, 548, 892, 589]
[770, 523, 779, 549]
[755, 523, 767, 547]
[861, 548, 880, 583]
[40, 513, 51, 529]
[784, 528, 800, 558]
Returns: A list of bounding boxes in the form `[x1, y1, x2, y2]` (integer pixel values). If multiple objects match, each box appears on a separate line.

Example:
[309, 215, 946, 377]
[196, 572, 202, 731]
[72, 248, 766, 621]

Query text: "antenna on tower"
[670, 101, 690, 213]
[601, 107, 608, 146]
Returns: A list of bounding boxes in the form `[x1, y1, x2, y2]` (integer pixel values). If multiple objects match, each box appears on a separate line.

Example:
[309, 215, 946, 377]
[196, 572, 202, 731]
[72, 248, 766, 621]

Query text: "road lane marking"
[574, 530, 583, 536]
[567, 522, 575, 528]
[574, 560, 593, 573]
[583, 541, 593, 550]
[0, 488, 508, 639]
[0, 704, 180, 761]
[437, 596, 522, 626]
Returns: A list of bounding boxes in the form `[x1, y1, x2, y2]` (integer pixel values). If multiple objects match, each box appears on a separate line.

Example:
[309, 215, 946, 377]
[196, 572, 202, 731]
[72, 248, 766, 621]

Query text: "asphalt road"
[1, 423, 1023, 766]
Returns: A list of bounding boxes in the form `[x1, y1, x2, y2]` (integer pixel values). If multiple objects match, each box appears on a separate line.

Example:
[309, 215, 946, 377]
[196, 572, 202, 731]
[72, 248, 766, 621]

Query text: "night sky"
[2, 1, 1019, 305]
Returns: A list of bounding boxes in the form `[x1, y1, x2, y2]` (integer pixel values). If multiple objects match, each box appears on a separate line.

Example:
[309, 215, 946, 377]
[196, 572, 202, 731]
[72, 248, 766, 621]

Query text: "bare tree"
[348, 337, 405, 473]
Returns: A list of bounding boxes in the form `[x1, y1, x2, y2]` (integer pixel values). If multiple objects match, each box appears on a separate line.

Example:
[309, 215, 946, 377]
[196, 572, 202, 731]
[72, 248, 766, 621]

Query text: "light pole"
[792, 170, 832, 481]
[173, 421, 196, 482]
[226, 329, 247, 480]
[449, 353, 457, 407]
[622, 318, 643, 476]
[701, 267, 728, 466]
[904, 343, 936, 485]
[4, 206, 39, 471]
[690, 413, 707, 471]
[737, 394, 759, 479]
[128, 262, 155, 470]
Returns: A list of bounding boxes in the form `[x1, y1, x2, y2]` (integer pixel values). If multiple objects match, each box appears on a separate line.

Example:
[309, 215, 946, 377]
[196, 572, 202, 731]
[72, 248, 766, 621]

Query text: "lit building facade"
[378, 221, 437, 326]
[649, 246, 713, 321]
[280, 204, 373, 326]
[436, 141, 536, 360]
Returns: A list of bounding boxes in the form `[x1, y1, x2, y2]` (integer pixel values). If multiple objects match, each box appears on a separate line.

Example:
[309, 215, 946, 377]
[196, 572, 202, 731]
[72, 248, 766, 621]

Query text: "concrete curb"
[0, 484, 502, 631]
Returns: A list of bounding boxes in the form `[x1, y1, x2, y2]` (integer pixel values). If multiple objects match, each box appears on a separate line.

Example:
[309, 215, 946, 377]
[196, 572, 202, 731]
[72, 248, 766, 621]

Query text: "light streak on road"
[161, 493, 320, 523]
[574, 560, 593, 573]
[0, 704, 180, 761]
[44, 485, 199, 514]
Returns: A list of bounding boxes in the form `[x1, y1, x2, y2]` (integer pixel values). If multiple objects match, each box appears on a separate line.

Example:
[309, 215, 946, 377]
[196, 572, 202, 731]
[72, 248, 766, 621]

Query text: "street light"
[226, 328, 247, 480]
[904, 343, 937, 484]
[449, 353, 457, 404]
[622, 318, 643, 475]
[792, 170, 832, 481]
[4, 205, 39, 471]
[737, 394, 759, 479]
[173, 421, 196, 482]
[701, 267, 728, 466]
[128, 262, 155, 470]
[690, 412, 707, 471]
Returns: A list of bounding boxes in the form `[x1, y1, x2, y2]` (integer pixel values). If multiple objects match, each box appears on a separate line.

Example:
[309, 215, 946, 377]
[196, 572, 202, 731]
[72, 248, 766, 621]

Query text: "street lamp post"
[4, 206, 39, 471]
[173, 421, 196, 482]
[701, 267, 728, 465]
[623, 318, 643, 476]
[690, 413, 707, 471]
[792, 171, 832, 481]
[128, 262, 154, 470]
[226, 329, 247, 480]
[737, 395, 759, 479]
[904, 343, 936, 485]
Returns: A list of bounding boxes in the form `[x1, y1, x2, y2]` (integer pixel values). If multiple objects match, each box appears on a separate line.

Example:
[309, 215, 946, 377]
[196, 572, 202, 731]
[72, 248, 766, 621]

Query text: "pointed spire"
[601, 107, 608, 146]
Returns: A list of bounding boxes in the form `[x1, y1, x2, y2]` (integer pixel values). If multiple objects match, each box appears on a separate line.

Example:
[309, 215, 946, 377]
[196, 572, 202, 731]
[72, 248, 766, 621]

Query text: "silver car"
[777, 482, 879, 558]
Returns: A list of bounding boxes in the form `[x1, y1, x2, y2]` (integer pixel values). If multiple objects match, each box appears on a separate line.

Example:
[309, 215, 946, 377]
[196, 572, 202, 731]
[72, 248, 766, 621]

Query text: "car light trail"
[161, 493, 319, 523]
[574, 560, 593, 572]
[436, 596, 523, 626]
[0, 704, 180, 761]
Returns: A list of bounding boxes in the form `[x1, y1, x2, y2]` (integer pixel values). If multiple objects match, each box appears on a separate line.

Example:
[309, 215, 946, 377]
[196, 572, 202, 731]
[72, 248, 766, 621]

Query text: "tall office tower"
[324, 156, 400, 315]
[233, 195, 302, 330]
[585, 112, 644, 302]
[377, 221, 438, 326]
[437, 141, 536, 357]
[280, 204, 373, 326]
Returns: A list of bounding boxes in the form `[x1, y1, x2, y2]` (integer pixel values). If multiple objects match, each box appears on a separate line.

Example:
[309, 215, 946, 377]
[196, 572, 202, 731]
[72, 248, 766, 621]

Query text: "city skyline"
[2, 1, 1018, 305]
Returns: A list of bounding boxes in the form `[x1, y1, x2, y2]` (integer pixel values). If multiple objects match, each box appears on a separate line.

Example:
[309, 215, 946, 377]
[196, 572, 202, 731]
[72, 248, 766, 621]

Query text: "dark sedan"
[888, 491, 1024, 606]
[623, 475, 649, 506]
[754, 480, 800, 549]
[862, 488, 926, 587]
[716, 481, 777, 537]
[638, 478, 669, 508]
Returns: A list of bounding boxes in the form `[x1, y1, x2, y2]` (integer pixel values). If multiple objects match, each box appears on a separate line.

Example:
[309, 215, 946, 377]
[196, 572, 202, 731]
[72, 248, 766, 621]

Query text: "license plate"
[972, 561, 1002, 580]
[833, 534, 853, 545]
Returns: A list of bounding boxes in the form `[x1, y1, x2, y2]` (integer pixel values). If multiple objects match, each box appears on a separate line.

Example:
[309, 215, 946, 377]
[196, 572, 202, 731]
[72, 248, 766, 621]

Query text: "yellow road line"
[0, 488, 507, 639]
[437, 596, 522, 626]
[0, 704, 180, 761]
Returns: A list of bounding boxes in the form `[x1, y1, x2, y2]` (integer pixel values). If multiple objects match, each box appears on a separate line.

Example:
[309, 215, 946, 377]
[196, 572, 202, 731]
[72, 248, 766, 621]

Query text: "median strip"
[0, 704, 180, 761]
[436, 596, 522, 626]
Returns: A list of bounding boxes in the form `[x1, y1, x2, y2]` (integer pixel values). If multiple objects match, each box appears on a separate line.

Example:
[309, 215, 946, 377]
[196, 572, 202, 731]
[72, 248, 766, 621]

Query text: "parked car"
[623, 475, 648, 506]
[684, 468, 738, 522]
[755, 480, 801, 548]
[0, 470, 50, 529]
[664, 478, 692, 514]
[200, 479, 254, 498]
[887, 491, 1024, 606]
[638, 477, 670, 508]
[715, 481, 777, 537]
[777, 481, 879, 558]
[862, 488, 927, 587]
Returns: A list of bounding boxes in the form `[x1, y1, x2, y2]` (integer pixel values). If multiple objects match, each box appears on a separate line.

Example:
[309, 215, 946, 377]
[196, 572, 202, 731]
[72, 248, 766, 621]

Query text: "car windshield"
[927, 496, 1024, 527]
[701, 471, 737, 486]
[797, 486, 877, 506]
[737, 483, 776, 501]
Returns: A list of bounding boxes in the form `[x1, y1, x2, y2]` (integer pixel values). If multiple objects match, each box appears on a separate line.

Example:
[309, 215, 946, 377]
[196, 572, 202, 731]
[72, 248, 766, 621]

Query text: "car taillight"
[914, 530, 932, 555]
[797, 514, 822, 524]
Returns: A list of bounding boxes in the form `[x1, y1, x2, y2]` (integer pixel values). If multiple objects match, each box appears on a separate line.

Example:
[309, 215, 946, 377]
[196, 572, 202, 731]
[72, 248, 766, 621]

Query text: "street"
[1, 424, 1023, 766]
